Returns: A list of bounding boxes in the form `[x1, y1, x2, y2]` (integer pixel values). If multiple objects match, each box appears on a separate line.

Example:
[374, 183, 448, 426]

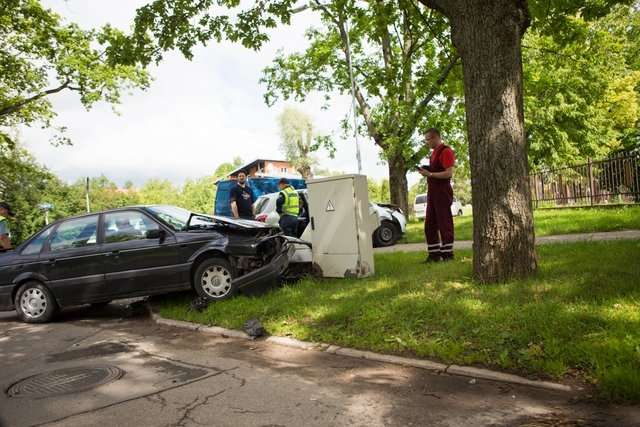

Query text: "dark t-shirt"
[229, 183, 254, 218]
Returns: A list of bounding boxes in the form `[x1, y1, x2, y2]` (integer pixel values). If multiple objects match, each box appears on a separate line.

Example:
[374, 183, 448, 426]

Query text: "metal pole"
[85, 177, 91, 213]
[44, 210, 49, 225]
[344, 19, 363, 174]
[587, 158, 594, 206]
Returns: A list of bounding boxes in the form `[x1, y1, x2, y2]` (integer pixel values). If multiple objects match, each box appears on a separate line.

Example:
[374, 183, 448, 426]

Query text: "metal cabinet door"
[307, 176, 359, 255]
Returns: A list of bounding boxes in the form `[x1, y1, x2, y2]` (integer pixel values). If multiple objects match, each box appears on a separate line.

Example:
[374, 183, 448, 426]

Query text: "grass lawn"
[403, 205, 640, 243]
[156, 240, 640, 402]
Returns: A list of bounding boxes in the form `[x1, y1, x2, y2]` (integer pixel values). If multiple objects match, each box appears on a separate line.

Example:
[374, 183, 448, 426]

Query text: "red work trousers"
[424, 185, 454, 259]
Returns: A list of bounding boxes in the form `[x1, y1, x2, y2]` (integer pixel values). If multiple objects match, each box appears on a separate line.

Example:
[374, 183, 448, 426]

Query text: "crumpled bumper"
[232, 240, 295, 289]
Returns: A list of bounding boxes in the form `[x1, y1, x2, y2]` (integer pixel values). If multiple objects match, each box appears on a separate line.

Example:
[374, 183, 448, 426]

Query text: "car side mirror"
[146, 229, 166, 242]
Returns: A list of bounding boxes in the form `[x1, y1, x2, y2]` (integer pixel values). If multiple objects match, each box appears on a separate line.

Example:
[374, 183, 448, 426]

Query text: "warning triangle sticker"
[326, 200, 335, 212]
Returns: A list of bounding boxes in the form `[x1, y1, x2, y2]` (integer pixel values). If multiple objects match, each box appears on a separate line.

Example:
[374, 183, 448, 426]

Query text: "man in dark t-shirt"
[229, 170, 255, 219]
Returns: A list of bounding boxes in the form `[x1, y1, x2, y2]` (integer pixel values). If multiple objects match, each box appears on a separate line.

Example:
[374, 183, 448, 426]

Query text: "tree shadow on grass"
[156, 240, 640, 401]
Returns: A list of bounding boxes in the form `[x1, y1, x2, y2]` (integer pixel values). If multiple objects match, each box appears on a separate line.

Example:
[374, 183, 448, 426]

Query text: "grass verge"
[155, 240, 640, 402]
[403, 205, 640, 243]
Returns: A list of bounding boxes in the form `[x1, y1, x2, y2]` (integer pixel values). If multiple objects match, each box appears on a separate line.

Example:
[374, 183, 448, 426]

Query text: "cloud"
[20, 0, 422, 188]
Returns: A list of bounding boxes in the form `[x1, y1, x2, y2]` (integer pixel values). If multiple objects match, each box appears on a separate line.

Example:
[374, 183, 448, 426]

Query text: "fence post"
[588, 157, 594, 206]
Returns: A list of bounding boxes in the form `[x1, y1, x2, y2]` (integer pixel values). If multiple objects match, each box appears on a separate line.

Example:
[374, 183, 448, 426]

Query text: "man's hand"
[418, 167, 429, 177]
[427, 167, 454, 179]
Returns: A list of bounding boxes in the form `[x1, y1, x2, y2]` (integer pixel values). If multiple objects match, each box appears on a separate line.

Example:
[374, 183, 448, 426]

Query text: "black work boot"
[423, 255, 442, 264]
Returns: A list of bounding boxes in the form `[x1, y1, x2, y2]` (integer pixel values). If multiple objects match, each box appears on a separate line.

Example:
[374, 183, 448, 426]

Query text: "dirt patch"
[47, 342, 133, 362]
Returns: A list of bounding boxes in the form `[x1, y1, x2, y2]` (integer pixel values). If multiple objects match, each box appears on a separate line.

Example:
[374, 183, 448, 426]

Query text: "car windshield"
[148, 205, 191, 231]
[415, 195, 427, 204]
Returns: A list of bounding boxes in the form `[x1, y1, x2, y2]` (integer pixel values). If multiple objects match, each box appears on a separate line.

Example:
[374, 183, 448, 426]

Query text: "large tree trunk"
[388, 154, 409, 215]
[421, 0, 537, 282]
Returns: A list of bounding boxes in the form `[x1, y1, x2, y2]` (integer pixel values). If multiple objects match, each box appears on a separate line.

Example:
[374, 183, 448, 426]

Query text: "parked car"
[414, 193, 464, 219]
[254, 190, 407, 247]
[214, 176, 306, 217]
[0, 205, 295, 323]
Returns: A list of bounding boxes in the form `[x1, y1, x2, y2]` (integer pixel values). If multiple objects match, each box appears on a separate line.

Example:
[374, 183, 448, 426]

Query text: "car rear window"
[254, 197, 270, 215]
[415, 195, 427, 204]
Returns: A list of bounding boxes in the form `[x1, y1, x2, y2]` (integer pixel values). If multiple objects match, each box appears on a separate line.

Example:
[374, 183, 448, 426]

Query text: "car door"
[101, 210, 185, 297]
[41, 214, 106, 306]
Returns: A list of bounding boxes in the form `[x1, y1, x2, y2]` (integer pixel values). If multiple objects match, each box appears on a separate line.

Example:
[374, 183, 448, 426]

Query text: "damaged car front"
[148, 206, 299, 301]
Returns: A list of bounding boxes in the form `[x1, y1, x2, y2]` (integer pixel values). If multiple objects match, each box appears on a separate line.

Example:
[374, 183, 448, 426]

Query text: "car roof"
[47, 205, 171, 226]
[258, 189, 307, 198]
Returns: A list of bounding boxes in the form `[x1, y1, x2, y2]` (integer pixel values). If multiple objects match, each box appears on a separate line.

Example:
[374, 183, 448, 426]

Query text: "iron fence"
[529, 152, 640, 208]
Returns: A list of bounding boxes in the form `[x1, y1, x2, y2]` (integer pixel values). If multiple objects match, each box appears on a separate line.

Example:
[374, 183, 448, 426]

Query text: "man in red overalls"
[418, 128, 456, 262]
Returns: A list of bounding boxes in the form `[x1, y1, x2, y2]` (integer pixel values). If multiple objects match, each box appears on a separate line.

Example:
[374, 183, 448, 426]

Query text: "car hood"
[211, 216, 272, 229]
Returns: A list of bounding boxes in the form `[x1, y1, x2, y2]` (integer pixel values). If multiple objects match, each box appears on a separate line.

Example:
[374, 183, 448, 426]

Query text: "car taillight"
[255, 214, 268, 222]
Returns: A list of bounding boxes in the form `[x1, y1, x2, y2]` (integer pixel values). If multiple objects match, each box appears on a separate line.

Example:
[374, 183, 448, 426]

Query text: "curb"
[148, 307, 572, 393]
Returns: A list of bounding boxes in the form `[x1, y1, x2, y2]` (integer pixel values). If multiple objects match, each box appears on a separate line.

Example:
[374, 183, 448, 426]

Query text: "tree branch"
[417, 0, 449, 15]
[312, 0, 385, 147]
[291, 3, 311, 14]
[409, 0, 451, 55]
[415, 53, 459, 115]
[400, 53, 460, 146]
[393, 22, 404, 54]
[0, 79, 70, 118]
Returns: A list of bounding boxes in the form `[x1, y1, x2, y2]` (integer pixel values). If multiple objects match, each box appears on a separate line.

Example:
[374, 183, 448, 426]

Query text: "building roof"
[227, 159, 287, 177]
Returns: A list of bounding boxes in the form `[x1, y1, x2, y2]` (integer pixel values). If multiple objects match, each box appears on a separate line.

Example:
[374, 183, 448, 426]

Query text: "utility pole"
[85, 177, 91, 213]
[344, 19, 363, 174]
[38, 203, 53, 225]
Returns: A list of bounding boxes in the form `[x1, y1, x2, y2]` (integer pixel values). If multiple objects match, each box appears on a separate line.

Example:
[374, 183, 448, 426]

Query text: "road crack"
[146, 393, 169, 410]
[169, 389, 229, 427]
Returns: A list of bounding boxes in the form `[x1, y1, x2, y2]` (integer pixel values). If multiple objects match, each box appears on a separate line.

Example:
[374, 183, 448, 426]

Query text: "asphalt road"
[1, 301, 639, 427]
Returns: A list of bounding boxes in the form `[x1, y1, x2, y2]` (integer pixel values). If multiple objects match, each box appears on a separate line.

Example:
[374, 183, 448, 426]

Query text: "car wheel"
[193, 258, 237, 301]
[15, 281, 58, 323]
[374, 221, 399, 247]
[458, 209, 463, 217]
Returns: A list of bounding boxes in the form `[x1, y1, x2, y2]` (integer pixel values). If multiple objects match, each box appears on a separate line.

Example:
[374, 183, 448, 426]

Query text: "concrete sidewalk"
[376, 229, 640, 253]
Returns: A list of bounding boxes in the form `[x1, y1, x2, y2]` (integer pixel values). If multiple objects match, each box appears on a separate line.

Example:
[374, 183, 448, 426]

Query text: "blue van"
[214, 177, 307, 217]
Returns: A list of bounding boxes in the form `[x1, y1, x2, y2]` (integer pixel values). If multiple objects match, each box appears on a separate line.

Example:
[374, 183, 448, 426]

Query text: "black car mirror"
[146, 229, 166, 241]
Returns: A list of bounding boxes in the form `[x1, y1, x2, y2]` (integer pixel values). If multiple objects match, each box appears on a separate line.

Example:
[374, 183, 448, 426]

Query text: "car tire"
[458, 209, 463, 217]
[373, 220, 399, 247]
[15, 281, 58, 323]
[193, 257, 237, 301]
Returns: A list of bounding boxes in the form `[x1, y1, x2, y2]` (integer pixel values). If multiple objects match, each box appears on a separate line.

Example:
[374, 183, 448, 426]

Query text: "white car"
[414, 193, 464, 220]
[254, 189, 407, 247]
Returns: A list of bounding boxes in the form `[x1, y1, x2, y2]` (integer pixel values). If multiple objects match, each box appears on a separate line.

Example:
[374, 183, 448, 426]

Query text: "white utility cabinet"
[307, 174, 376, 278]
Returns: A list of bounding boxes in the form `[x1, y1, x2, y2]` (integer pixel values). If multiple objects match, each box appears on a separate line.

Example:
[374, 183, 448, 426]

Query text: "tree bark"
[388, 153, 409, 214]
[419, 0, 537, 282]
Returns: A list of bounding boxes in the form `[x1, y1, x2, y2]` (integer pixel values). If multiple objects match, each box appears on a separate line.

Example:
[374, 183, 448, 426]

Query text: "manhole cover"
[7, 365, 124, 398]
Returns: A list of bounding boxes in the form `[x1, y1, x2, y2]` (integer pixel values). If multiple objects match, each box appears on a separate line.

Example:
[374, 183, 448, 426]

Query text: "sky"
[18, 0, 424, 188]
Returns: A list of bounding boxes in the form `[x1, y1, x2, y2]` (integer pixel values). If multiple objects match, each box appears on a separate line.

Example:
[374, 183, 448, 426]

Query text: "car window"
[148, 205, 190, 231]
[49, 216, 98, 252]
[21, 228, 52, 256]
[104, 211, 160, 243]
[254, 197, 270, 214]
[415, 195, 427, 204]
